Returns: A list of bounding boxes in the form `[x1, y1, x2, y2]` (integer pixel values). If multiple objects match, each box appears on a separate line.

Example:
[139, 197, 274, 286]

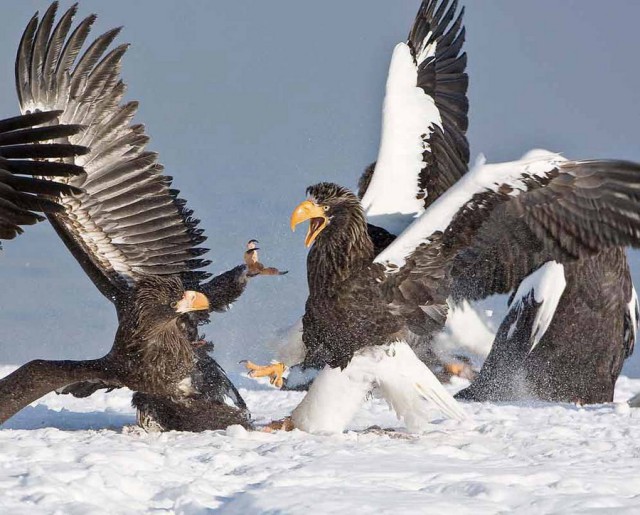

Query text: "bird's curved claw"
[261, 416, 294, 432]
[261, 266, 288, 276]
[443, 361, 477, 381]
[243, 361, 286, 388]
[244, 240, 288, 277]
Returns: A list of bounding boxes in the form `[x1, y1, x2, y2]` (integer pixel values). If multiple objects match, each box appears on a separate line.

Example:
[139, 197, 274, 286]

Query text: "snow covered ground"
[1, 365, 640, 514]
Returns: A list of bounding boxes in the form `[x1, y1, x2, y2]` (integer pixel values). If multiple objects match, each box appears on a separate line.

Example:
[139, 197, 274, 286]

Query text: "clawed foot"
[261, 416, 294, 432]
[242, 360, 286, 388]
[244, 240, 288, 277]
[443, 361, 477, 381]
[251, 267, 288, 277]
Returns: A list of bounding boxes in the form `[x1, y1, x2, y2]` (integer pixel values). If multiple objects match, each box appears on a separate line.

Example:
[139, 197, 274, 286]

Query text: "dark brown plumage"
[0, 3, 266, 430]
[455, 243, 635, 404]
[447, 154, 638, 404]
[299, 184, 401, 370]
[409, 0, 469, 207]
[296, 182, 466, 374]
[358, 0, 638, 405]
[114, 277, 202, 393]
[246, 0, 470, 390]
[132, 341, 251, 432]
[0, 275, 211, 424]
[0, 110, 86, 239]
[285, 147, 640, 431]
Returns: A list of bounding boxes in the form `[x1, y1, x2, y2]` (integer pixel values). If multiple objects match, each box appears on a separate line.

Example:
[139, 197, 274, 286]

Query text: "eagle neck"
[307, 205, 374, 295]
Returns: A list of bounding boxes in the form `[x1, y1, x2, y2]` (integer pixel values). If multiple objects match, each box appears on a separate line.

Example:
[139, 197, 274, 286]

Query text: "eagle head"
[291, 182, 363, 247]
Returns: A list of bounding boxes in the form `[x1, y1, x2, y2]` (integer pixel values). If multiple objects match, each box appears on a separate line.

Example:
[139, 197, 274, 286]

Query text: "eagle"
[281, 153, 640, 433]
[246, 0, 471, 390]
[260, 1, 640, 432]
[249, 0, 639, 407]
[454, 198, 638, 404]
[0, 3, 282, 431]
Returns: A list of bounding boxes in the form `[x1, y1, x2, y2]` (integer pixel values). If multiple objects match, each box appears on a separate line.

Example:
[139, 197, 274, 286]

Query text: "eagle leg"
[261, 416, 294, 432]
[442, 361, 477, 381]
[256, 267, 288, 276]
[243, 361, 286, 388]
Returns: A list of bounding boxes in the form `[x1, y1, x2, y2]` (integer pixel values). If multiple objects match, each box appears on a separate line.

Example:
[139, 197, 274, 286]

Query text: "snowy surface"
[2, 364, 640, 513]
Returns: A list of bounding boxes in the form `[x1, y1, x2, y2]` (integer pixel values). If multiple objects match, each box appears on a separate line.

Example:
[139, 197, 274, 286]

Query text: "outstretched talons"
[247, 267, 288, 277]
[261, 416, 294, 432]
[258, 267, 288, 276]
[443, 361, 477, 381]
[243, 361, 286, 388]
[244, 240, 288, 277]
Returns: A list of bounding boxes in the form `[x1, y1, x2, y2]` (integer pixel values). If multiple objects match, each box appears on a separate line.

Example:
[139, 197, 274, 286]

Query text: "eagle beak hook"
[290, 200, 328, 247]
[175, 291, 210, 313]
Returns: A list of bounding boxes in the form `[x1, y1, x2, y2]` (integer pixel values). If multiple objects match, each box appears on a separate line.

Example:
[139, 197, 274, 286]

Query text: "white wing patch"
[361, 43, 442, 236]
[506, 261, 567, 353]
[415, 32, 437, 65]
[433, 299, 495, 362]
[628, 286, 639, 345]
[223, 395, 238, 408]
[375, 150, 567, 269]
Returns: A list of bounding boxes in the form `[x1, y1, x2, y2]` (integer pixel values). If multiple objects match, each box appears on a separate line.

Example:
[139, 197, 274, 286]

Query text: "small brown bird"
[244, 239, 288, 277]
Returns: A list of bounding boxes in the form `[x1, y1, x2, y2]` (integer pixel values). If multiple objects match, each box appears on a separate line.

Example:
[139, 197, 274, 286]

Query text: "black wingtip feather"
[12, 2, 211, 282]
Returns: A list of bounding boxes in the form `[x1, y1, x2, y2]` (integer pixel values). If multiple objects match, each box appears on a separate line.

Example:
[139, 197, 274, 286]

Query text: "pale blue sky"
[1, 1, 640, 375]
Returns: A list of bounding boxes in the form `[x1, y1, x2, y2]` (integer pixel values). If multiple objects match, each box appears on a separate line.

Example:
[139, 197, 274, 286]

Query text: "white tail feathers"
[375, 342, 466, 430]
[291, 341, 465, 434]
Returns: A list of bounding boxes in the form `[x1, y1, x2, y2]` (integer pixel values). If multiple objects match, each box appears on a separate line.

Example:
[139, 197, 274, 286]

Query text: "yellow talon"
[262, 416, 294, 432]
[243, 361, 286, 389]
[443, 361, 477, 381]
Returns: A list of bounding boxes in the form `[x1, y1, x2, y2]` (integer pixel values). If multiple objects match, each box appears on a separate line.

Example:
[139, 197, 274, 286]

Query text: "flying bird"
[0, 3, 282, 430]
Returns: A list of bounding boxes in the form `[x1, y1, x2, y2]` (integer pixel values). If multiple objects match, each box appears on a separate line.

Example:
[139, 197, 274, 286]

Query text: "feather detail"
[0, 110, 86, 240]
[291, 341, 464, 434]
[15, 3, 209, 299]
[360, 0, 468, 236]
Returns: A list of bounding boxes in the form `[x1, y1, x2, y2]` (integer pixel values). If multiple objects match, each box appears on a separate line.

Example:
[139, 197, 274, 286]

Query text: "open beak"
[175, 291, 210, 313]
[290, 200, 328, 247]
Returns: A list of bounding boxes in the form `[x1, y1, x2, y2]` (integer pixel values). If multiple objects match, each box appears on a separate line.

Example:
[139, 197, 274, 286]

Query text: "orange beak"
[290, 200, 328, 247]
[174, 291, 210, 313]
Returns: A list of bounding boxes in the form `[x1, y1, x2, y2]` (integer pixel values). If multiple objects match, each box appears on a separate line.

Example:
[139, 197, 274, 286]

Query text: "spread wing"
[449, 151, 569, 301]
[375, 152, 640, 327]
[16, 3, 210, 304]
[0, 110, 86, 240]
[360, 0, 468, 236]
